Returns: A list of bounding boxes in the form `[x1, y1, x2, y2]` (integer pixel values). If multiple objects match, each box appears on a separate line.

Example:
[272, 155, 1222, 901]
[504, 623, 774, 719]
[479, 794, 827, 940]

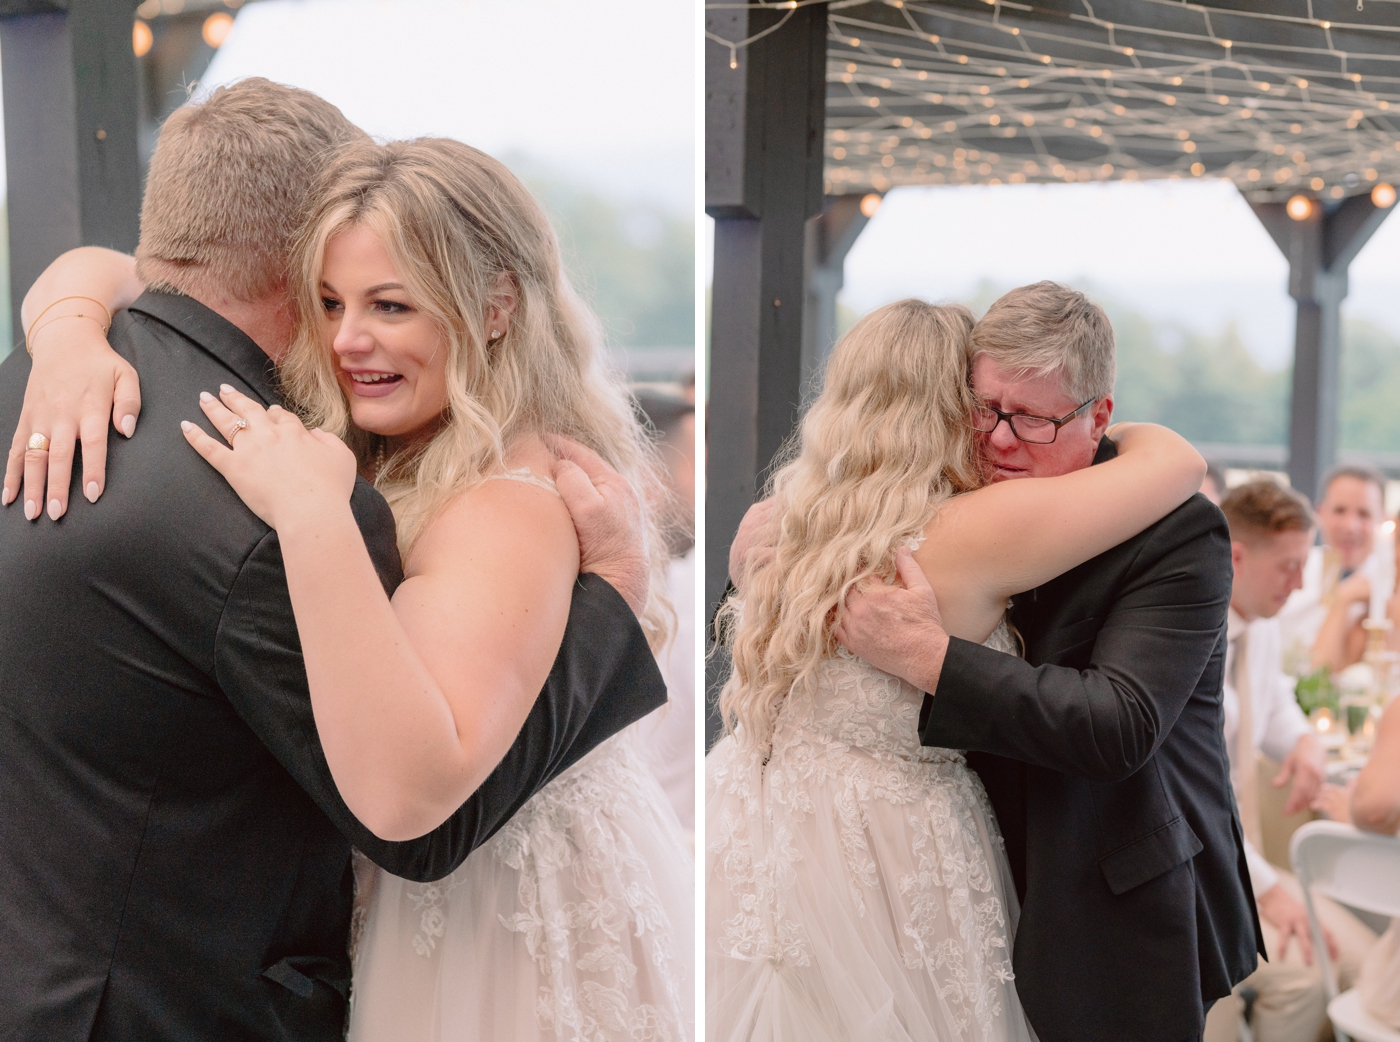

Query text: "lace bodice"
[772, 619, 1017, 765]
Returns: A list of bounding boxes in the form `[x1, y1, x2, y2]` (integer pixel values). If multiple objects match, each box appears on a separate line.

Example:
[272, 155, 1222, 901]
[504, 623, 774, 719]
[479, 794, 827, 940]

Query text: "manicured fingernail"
[119, 414, 136, 437]
[1, 487, 10, 504]
[85, 482, 100, 503]
[47, 499, 61, 520]
[24, 500, 38, 520]
[200, 391, 215, 403]
[220, 384, 234, 395]
[180, 421, 195, 433]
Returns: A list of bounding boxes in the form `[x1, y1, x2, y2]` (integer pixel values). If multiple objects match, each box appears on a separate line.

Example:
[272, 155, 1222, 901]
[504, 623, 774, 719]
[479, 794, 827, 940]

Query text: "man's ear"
[1089, 395, 1114, 442]
[1231, 539, 1248, 573]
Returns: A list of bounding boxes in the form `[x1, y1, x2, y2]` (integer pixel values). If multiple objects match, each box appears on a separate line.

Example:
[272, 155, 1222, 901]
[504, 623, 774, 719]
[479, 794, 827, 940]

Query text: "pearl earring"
[489, 330, 501, 341]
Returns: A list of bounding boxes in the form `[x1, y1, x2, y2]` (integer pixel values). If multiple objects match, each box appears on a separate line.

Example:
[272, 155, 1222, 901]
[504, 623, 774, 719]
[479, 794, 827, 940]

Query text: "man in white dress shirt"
[1276, 465, 1386, 673]
[1206, 481, 1372, 1042]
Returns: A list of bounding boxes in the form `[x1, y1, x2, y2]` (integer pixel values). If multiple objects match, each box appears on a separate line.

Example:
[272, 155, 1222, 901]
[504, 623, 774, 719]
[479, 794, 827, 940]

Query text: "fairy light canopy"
[711, 0, 1400, 200]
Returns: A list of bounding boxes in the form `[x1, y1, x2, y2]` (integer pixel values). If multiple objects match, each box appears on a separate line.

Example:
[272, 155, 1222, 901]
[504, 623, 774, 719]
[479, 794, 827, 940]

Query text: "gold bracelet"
[26, 312, 109, 356]
[23, 294, 113, 353]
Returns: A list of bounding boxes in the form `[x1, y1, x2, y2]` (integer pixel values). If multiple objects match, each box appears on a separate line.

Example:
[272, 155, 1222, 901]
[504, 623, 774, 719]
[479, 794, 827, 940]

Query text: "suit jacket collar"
[127, 291, 281, 406]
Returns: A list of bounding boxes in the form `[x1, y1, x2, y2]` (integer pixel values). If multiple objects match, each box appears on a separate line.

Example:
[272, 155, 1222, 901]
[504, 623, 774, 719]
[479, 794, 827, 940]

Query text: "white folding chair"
[1290, 820, 1400, 1042]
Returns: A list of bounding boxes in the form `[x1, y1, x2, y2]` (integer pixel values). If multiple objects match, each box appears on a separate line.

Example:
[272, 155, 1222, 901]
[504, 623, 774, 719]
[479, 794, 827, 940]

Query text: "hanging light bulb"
[1374, 183, 1397, 208]
[1287, 195, 1313, 221]
[860, 193, 883, 218]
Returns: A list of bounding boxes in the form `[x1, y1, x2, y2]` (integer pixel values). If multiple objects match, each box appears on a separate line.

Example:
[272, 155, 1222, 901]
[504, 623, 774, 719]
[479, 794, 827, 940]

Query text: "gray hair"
[970, 281, 1116, 402]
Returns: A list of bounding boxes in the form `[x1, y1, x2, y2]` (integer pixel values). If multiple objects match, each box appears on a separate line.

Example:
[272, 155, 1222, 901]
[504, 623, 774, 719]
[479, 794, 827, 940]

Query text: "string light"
[132, 19, 153, 57]
[1287, 194, 1314, 220]
[708, 1, 1400, 199]
[1375, 183, 1398, 207]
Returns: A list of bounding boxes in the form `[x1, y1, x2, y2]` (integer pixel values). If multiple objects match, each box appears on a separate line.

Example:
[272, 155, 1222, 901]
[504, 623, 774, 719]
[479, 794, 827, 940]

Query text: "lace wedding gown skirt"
[706, 623, 1036, 1042]
[349, 729, 695, 1042]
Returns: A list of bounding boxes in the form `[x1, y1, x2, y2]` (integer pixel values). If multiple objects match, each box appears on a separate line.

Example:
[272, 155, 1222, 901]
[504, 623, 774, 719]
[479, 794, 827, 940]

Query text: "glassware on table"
[1338, 692, 1379, 757]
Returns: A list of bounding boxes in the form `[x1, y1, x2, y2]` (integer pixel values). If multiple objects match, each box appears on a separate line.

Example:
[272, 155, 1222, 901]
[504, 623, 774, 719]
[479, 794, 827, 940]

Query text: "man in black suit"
[0, 81, 664, 1041]
[838, 282, 1263, 1042]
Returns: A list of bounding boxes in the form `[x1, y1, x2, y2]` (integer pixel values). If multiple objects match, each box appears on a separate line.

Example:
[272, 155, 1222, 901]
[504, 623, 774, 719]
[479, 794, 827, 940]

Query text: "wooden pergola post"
[704, 4, 828, 744]
[1, 0, 142, 347]
[1249, 193, 1394, 500]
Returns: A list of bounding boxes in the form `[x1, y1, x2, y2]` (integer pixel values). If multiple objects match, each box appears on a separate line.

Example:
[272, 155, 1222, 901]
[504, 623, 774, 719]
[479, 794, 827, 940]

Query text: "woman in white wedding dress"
[707, 300, 1205, 1041]
[217, 139, 694, 1042]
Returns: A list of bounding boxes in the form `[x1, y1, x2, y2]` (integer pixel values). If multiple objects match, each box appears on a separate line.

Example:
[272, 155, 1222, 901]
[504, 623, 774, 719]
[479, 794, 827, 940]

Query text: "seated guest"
[1277, 465, 1386, 673]
[1311, 512, 1400, 674]
[1318, 697, 1400, 1029]
[1205, 481, 1377, 1042]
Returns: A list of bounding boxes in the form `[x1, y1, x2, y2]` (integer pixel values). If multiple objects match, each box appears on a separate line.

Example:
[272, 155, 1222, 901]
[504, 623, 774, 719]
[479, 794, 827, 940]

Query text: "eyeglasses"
[969, 397, 1098, 445]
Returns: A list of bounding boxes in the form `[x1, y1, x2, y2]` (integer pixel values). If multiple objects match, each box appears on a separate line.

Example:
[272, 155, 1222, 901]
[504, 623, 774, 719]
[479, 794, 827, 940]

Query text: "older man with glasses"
[837, 281, 1259, 1042]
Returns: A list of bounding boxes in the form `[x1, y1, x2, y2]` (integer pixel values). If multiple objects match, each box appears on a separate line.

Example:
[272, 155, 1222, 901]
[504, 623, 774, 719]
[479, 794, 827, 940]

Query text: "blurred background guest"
[1312, 696, 1400, 1031]
[633, 389, 696, 835]
[1205, 481, 1378, 1042]
[1277, 466, 1387, 674]
[1310, 510, 1400, 674]
[1201, 460, 1227, 506]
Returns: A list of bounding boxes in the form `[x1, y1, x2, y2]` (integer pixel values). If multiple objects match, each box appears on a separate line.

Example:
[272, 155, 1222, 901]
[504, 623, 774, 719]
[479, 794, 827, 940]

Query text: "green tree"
[523, 174, 693, 350]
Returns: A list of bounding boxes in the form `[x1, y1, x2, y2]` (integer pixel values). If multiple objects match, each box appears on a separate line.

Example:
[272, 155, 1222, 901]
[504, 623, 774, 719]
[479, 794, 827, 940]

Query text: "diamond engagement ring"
[27, 433, 50, 452]
[227, 418, 249, 444]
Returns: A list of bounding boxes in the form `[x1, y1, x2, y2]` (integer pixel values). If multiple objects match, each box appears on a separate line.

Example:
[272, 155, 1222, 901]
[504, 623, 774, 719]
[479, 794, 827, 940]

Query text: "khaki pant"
[1203, 872, 1378, 1042]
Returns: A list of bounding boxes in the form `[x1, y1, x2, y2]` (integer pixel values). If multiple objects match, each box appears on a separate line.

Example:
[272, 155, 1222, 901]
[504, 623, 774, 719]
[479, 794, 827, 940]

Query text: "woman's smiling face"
[320, 223, 451, 441]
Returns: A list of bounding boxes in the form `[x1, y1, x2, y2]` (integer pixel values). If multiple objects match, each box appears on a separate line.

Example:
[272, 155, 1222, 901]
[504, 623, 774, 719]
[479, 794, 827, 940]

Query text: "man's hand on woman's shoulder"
[548, 435, 649, 616]
[836, 548, 950, 694]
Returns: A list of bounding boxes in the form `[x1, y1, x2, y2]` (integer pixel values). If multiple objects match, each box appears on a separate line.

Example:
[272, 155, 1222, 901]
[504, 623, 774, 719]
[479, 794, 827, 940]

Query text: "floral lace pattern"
[708, 622, 1021, 1037]
[400, 733, 690, 1042]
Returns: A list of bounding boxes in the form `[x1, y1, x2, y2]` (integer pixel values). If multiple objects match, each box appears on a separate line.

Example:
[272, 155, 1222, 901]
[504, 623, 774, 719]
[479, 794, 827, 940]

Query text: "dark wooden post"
[705, 4, 828, 745]
[1, 0, 142, 348]
[1249, 192, 1394, 500]
[705, 3, 828, 610]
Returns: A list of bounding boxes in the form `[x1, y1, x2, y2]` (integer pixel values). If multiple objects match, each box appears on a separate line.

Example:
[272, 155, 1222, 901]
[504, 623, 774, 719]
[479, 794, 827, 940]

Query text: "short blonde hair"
[136, 78, 365, 302]
[279, 138, 672, 649]
[971, 281, 1116, 402]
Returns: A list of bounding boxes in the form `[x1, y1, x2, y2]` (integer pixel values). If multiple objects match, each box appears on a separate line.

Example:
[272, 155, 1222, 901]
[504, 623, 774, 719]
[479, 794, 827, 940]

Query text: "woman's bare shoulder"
[405, 435, 579, 579]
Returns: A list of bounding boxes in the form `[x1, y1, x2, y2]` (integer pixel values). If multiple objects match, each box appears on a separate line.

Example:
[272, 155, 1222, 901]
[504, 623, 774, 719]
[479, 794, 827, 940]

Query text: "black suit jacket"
[0, 292, 666, 1042]
[921, 438, 1263, 1042]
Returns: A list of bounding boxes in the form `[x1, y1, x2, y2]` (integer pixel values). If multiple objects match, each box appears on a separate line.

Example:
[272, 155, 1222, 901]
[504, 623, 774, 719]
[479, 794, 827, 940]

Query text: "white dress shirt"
[1223, 608, 1313, 895]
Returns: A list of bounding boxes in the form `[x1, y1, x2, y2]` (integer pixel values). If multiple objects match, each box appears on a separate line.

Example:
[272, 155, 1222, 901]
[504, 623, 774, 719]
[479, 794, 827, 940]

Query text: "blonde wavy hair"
[279, 138, 671, 647]
[717, 299, 982, 748]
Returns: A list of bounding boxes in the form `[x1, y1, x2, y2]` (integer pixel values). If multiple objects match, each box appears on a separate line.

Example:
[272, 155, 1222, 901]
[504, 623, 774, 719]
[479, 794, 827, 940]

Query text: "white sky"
[0, 0, 694, 214]
[704, 179, 1400, 367]
[202, 0, 694, 211]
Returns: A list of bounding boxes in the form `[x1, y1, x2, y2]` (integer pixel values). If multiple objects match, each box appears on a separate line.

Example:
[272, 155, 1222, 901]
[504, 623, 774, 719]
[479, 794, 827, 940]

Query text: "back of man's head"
[971, 281, 1116, 401]
[136, 78, 365, 303]
[1221, 479, 1315, 546]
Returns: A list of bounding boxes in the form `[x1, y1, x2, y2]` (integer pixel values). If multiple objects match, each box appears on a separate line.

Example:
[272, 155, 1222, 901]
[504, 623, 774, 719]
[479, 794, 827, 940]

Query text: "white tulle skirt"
[349, 731, 694, 1042]
[705, 732, 1037, 1042]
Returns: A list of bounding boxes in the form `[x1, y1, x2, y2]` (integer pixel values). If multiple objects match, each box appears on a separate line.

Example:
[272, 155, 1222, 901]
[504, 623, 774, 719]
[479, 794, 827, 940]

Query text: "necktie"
[1232, 628, 1263, 850]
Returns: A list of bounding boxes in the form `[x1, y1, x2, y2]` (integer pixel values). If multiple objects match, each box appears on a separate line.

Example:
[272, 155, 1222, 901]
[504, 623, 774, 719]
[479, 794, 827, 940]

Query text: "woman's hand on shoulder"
[181, 384, 357, 531]
[5, 320, 141, 520]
